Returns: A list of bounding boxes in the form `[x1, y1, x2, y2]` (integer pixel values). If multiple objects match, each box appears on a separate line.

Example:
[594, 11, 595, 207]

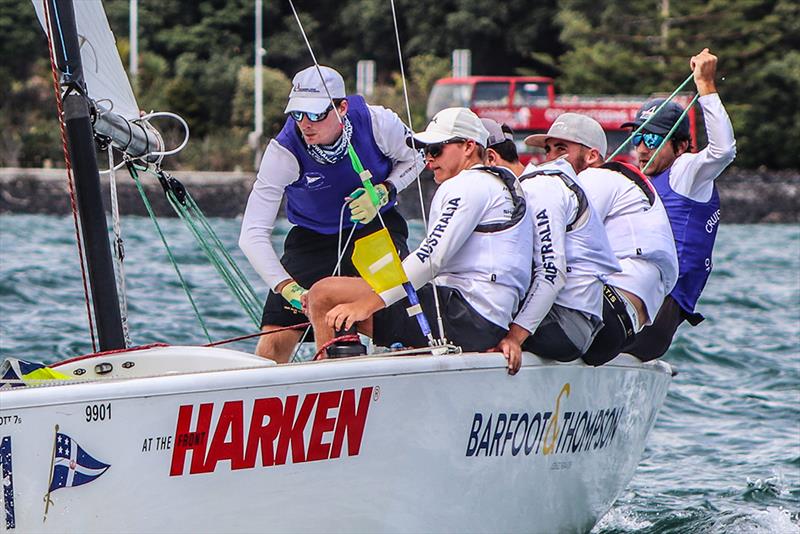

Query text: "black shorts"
[624, 295, 703, 361]
[372, 285, 508, 352]
[260, 208, 409, 333]
[522, 304, 602, 362]
[581, 286, 635, 366]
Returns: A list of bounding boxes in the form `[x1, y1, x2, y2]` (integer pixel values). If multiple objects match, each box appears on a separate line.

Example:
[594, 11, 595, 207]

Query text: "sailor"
[622, 48, 736, 360]
[305, 107, 533, 356]
[526, 113, 679, 365]
[239, 65, 423, 362]
[495, 114, 621, 374]
[481, 119, 525, 177]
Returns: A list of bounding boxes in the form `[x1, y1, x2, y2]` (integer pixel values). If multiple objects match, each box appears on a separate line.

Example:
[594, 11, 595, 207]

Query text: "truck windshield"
[473, 82, 510, 107]
[513, 82, 549, 107]
[426, 83, 472, 118]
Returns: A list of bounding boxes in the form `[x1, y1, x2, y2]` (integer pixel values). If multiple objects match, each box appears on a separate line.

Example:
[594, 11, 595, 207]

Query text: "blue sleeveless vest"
[651, 167, 720, 313]
[275, 95, 395, 235]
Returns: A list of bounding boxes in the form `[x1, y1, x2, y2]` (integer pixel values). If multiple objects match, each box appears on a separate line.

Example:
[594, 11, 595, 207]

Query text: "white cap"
[481, 118, 514, 147]
[524, 113, 607, 157]
[411, 107, 490, 147]
[284, 65, 346, 114]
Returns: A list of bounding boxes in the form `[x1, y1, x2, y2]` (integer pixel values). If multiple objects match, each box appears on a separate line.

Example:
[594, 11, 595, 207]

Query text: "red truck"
[426, 76, 697, 165]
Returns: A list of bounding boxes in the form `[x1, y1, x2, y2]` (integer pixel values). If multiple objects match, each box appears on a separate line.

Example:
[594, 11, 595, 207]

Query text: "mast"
[46, 0, 126, 351]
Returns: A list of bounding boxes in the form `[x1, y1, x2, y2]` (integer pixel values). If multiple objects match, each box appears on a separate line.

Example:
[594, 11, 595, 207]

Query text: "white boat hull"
[1, 349, 670, 533]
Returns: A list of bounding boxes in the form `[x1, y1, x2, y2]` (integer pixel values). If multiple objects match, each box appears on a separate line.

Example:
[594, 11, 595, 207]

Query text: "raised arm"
[671, 49, 737, 201]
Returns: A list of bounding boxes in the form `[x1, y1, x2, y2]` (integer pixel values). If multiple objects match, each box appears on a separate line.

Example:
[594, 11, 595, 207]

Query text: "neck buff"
[306, 115, 353, 165]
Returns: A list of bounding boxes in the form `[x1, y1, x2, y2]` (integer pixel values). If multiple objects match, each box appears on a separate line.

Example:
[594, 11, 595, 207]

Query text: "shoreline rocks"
[1, 166, 797, 223]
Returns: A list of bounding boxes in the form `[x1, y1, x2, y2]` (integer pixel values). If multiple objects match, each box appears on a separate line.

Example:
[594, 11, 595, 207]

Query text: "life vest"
[519, 168, 589, 232]
[275, 95, 395, 235]
[650, 166, 720, 316]
[601, 161, 656, 206]
[472, 165, 526, 233]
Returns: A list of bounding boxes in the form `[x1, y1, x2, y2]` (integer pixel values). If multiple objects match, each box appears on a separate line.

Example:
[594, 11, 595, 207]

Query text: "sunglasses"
[631, 132, 666, 149]
[424, 138, 467, 158]
[289, 105, 334, 123]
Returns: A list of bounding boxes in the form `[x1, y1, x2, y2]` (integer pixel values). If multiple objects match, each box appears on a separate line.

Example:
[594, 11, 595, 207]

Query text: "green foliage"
[231, 66, 292, 136]
[729, 51, 800, 169]
[9, 0, 800, 169]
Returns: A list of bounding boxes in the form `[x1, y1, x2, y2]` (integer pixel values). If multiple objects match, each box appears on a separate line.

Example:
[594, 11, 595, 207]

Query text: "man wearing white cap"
[239, 65, 423, 362]
[495, 114, 621, 372]
[306, 107, 533, 358]
[522, 113, 679, 366]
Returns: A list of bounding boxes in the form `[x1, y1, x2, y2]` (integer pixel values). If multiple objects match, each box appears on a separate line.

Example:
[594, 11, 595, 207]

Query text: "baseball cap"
[409, 107, 490, 147]
[481, 118, 514, 147]
[284, 65, 346, 114]
[621, 98, 690, 138]
[524, 113, 608, 157]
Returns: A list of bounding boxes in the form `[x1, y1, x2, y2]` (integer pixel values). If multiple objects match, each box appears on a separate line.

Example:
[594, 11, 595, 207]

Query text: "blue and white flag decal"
[48, 432, 110, 492]
[1, 436, 15, 529]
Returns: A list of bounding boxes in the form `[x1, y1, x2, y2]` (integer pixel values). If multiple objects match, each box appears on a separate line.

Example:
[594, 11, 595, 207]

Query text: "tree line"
[2, 0, 798, 170]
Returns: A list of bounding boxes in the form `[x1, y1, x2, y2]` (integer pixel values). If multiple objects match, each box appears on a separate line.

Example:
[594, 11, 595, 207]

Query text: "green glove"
[348, 183, 390, 224]
[279, 281, 307, 310]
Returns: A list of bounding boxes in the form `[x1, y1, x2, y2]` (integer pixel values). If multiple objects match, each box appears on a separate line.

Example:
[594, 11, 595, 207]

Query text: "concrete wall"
[1, 166, 797, 223]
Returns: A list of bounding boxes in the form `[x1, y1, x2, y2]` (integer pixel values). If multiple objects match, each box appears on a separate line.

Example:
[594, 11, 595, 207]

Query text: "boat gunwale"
[0, 349, 672, 410]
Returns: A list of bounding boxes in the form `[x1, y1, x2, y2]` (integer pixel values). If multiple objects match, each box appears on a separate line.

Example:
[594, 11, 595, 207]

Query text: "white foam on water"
[713, 507, 800, 533]
[591, 505, 653, 532]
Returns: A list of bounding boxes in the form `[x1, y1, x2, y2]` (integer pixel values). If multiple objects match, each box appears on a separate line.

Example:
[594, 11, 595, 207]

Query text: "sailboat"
[0, 1, 672, 532]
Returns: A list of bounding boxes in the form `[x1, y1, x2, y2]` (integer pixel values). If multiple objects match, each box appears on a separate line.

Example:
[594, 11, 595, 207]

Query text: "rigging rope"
[127, 163, 213, 343]
[42, 0, 97, 353]
[605, 73, 695, 162]
[107, 146, 132, 346]
[162, 182, 262, 325]
[388, 0, 447, 343]
[290, 200, 361, 362]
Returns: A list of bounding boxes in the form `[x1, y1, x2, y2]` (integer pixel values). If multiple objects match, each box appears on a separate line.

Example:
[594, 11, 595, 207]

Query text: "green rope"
[605, 73, 695, 162]
[641, 92, 700, 174]
[127, 164, 213, 343]
[168, 192, 261, 324]
[139, 167, 262, 326]
[185, 194, 260, 308]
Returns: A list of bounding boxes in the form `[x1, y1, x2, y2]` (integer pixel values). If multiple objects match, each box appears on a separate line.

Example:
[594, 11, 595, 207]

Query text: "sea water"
[0, 214, 798, 533]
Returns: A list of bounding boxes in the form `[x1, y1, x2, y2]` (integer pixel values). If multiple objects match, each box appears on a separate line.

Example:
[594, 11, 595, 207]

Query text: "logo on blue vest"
[304, 172, 326, 189]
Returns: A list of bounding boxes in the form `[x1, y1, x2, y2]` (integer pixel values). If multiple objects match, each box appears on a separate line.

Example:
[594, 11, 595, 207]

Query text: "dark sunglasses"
[424, 138, 467, 158]
[289, 105, 334, 123]
[631, 132, 666, 149]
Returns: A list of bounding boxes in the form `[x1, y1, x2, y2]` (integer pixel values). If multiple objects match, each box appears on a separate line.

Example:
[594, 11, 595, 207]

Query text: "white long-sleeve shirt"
[239, 105, 423, 291]
[379, 166, 533, 329]
[669, 93, 736, 201]
[577, 167, 678, 323]
[515, 158, 620, 334]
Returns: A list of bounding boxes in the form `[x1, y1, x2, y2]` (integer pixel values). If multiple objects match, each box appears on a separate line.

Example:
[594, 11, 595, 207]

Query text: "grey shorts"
[521, 304, 603, 362]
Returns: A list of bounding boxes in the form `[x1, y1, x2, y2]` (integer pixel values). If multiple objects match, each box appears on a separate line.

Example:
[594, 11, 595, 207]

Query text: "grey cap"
[524, 112, 608, 157]
[481, 118, 514, 147]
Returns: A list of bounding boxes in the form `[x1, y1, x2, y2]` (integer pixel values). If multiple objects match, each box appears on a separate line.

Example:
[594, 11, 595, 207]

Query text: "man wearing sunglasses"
[305, 107, 533, 360]
[621, 48, 736, 360]
[239, 65, 423, 362]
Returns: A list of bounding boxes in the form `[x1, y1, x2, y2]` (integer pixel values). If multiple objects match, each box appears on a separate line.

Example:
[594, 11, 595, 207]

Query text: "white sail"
[31, 0, 141, 119]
